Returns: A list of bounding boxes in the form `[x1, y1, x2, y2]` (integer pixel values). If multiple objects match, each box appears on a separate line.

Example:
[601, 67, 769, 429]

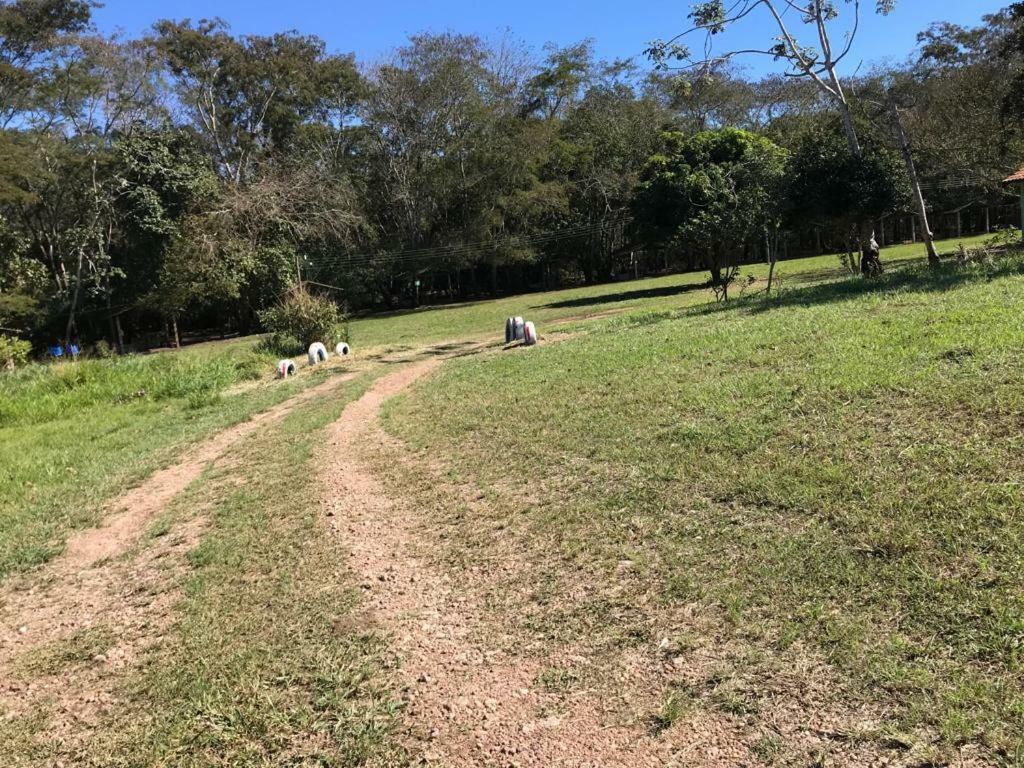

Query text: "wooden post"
[957, 210, 962, 238]
[985, 206, 991, 234]
[911, 215, 917, 242]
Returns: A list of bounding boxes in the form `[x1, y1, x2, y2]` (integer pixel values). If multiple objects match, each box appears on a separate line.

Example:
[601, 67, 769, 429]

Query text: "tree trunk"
[172, 315, 181, 349]
[114, 313, 125, 355]
[709, 263, 723, 288]
[107, 310, 117, 353]
[832, 98, 884, 273]
[64, 248, 84, 351]
[838, 103, 862, 158]
[765, 228, 778, 296]
[888, 96, 939, 265]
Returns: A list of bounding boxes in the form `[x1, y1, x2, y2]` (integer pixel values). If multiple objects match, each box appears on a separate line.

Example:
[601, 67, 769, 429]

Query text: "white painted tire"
[505, 317, 516, 344]
[335, 342, 350, 356]
[513, 316, 526, 342]
[307, 343, 328, 365]
[523, 321, 538, 346]
[277, 359, 296, 378]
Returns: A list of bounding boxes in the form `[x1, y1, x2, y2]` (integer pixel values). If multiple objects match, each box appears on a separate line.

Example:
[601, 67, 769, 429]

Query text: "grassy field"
[382, 243, 1024, 760]
[2, 371, 407, 767]
[1, 235, 980, 582]
[0, 341, 354, 580]
[349, 234, 993, 349]
[0, 231, 1013, 764]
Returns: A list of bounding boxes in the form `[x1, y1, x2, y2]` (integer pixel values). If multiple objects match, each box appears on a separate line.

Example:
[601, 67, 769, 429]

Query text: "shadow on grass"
[377, 338, 487, 365]
[779, 256, 923, 288]
[538, 280, 709, 310]
[689, 251, 1024, 320]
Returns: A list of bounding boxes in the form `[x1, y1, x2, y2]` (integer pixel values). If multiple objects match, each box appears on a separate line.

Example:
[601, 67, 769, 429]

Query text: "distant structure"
[1002, 166, 1024, 240]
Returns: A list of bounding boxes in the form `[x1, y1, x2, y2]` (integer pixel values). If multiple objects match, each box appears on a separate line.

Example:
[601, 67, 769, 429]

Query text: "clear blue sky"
[94, 0, 1007, 74]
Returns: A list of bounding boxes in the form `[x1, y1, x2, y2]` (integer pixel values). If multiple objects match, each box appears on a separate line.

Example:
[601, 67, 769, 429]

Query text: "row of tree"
[1, 0, 1023, 354]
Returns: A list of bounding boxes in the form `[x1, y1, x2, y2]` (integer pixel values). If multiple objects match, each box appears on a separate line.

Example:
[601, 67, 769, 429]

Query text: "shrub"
[258, 285, 345, 353]
[93, 339, 115, 359]
[0, 334, 31, 370]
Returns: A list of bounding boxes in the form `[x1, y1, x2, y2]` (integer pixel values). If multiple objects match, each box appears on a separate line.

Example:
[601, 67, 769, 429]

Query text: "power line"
[918, 175, 1008, 193]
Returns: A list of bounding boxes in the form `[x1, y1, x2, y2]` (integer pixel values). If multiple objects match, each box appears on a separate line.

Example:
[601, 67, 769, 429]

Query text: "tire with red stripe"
[523, 321, 538, 346]
[277, 359, 296, 378]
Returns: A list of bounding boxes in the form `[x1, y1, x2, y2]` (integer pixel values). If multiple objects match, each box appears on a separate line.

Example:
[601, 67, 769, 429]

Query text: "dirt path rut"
[0, 371, 357, 724]
[320, 360, 676, 767]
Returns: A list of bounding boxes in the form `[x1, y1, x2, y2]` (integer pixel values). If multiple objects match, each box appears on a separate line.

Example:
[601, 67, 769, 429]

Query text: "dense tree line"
[1, 0, 1023, 355]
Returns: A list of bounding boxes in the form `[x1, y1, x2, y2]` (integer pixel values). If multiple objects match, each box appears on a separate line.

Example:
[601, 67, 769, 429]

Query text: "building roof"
[1004, 167, 1024, 183]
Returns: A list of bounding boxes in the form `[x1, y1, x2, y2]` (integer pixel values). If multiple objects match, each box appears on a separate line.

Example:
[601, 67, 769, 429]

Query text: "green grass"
[0, 341, 349, 580]
[0, 234, 985, 585]
[0, 343, 265, 427]
[382, 246, 1024, 760]
[350, 233, 994, 349]
[0, 230, 1006, 762]
[1, 372, 406, 767]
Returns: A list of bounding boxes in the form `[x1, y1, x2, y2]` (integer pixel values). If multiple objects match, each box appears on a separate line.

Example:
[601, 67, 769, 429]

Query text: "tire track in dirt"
[319, 338, 928, 768]
[62, 371, 359, 570]
[0, 370, 358, 717]
[319, 358, 681, 767]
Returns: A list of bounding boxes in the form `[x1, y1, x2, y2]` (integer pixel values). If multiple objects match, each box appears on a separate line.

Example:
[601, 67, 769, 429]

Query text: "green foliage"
[258, 285, 345, 352]
[153, 18, 362, 186]
[0, 1, 1013, 345]
[0, 334, 30, 369]
[0, 0, 93, 123]
[633, 128, 787, 297]
[785, 129, 911, 233]
[92, 338, 113, 359]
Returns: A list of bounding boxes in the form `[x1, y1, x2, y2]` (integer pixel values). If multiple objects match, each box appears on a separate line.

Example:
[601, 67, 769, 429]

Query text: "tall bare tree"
[649, 1, 897, 268]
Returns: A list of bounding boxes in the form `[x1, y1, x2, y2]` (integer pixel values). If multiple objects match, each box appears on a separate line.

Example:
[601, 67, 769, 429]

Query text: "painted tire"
[523, 321, 538, 346]
[505, 317, 515, 344]
[307, 343, 329, 365]
[277, 359, 296, 378]
[513, 316, 526, 342]
[335, 342, 350, 356]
